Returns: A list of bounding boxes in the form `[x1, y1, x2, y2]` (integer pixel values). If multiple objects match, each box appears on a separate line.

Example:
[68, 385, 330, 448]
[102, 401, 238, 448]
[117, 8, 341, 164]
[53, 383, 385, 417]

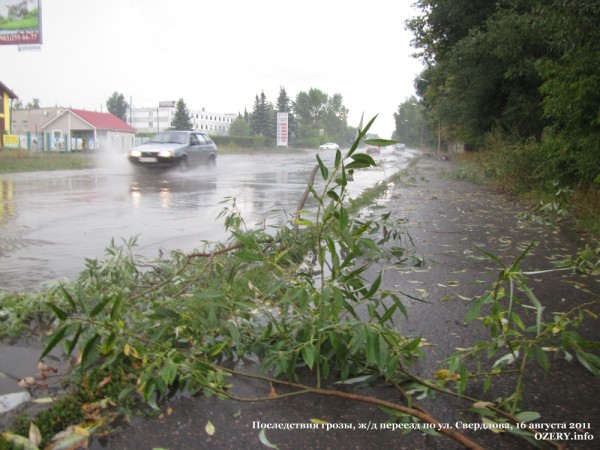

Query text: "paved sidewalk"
[93, 154, 598, 449]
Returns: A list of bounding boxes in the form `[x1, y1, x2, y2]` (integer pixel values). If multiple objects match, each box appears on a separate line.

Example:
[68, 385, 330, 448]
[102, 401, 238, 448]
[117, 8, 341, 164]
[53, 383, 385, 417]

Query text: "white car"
[319, 142, 339, 150]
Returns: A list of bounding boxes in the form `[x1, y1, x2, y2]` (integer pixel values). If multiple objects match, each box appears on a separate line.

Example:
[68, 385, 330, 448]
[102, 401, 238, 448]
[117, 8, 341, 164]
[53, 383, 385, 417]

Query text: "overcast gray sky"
[1, 0, 424, 138]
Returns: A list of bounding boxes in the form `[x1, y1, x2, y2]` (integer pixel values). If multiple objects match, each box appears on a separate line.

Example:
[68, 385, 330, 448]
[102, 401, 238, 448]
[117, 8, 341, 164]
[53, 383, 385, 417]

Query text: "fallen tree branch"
[214, 364, 485, 450]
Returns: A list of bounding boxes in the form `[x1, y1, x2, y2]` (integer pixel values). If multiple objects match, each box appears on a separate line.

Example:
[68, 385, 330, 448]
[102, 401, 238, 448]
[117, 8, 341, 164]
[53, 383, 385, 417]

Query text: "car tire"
[207, 155, 216, 168]
[178, 156, 189, 172]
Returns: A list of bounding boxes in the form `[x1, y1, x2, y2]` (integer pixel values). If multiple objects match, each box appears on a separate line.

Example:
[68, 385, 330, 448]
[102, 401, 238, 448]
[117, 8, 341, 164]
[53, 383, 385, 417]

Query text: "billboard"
[0, 0, 42, 46]
[276, 112, 288, 147]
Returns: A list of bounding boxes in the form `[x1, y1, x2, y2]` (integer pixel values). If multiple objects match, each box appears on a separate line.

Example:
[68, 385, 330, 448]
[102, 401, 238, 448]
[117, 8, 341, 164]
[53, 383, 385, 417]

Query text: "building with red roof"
[39, 108, 137, 152]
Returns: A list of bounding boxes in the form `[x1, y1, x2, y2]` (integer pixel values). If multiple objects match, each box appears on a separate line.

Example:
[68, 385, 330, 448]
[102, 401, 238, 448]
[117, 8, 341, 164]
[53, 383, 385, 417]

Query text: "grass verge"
[0, 150, 96, 174]
[447, 151, 600, 237]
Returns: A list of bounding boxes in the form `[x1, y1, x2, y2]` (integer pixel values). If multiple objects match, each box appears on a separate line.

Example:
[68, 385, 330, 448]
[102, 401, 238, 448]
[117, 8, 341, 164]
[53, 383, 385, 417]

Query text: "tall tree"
[250, 91, 273, 136]
[170, 98, 193, 130]
[293, 88, 328, 126]
[410, 1, 549, 148]
[409, 0, 497, 65]
[322, 93, 349, 139]
[26, 98, 40, 109]
[393, 96, 431, 147]
[229, 116, 252, 136]
[276, 86, 291, 113]
[106, 92, 128, 121]
[535, 0, 600, 185]
[409, 0, 600, 186]
[277, 86, 296, 141]
[293, 88, 349, 144]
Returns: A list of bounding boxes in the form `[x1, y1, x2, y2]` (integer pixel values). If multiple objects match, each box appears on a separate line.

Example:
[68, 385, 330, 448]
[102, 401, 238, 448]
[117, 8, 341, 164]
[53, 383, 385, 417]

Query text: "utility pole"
[437, 119, 441, 154]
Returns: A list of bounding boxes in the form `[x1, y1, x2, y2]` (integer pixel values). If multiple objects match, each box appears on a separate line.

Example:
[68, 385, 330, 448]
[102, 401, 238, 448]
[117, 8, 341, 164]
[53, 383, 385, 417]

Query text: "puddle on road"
[0, 343, 66, 415]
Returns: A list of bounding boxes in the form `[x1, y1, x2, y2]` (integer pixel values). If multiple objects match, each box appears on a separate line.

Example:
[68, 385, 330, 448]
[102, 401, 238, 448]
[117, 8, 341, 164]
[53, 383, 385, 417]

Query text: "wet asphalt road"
[0, 149, 413, 292]
[93, 155, 599, 450]
[1, 153, 598, 449]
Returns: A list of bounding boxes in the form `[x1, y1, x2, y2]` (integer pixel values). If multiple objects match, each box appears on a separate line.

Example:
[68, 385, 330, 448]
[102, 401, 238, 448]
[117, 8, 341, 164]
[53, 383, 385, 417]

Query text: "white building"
[129, 101, 236, 135]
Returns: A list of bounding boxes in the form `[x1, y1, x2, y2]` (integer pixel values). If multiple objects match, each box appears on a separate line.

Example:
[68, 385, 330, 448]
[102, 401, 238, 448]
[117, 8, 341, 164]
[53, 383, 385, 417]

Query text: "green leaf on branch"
[316, 154, 328, 180]
[338, 206, 349, 231]
[58, 283, 77, 309]
[231, 231, 261, 252]
[576, 351, 600, 377]
[40, 324, 69, 360]
[110, 293, 124, 320]
[90, 295, 114, 318]
[466, 293, 492, 322]
[48, 302, 68, 321]
[81, 334, 101, 370]
[301, 343, 317, 369]
[153, 306, 182, 320]
[366, 273, 382, 298]
[346, 153, 376, 170]
[334, 149, 342, 166]
[162, 360, 178, 385]
[327, 189, 340, 201]
[535, 346, 550, 371]
[66, 324, 83, 357]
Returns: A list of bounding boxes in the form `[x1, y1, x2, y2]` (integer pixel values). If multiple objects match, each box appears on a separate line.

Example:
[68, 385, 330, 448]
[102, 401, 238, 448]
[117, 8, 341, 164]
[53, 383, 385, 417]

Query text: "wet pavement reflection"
[0, 149, 413, 292]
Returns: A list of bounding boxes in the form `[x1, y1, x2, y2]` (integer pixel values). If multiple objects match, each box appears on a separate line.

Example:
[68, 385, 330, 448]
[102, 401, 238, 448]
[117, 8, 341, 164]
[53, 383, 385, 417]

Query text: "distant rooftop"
[69, 108, 136, 132]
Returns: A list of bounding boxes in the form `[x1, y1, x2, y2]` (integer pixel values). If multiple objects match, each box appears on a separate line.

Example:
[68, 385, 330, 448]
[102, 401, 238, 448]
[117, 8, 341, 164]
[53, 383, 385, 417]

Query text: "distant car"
[395, 143, 406, 150]
[319, 142, 339, 151]
[128, 131, 217, 170]
[366, 146, 381, 154]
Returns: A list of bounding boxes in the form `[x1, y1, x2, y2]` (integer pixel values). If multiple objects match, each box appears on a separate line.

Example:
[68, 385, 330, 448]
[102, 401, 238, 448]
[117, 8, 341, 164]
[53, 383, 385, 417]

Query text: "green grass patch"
[6, 359, 142, 448]
[0, 150, 96, 173]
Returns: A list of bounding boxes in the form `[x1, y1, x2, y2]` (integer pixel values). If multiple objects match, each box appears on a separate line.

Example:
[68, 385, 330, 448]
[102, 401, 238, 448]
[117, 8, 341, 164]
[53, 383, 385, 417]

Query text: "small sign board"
[2, 134, 20, 148]
[276, 112, 288, 147]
